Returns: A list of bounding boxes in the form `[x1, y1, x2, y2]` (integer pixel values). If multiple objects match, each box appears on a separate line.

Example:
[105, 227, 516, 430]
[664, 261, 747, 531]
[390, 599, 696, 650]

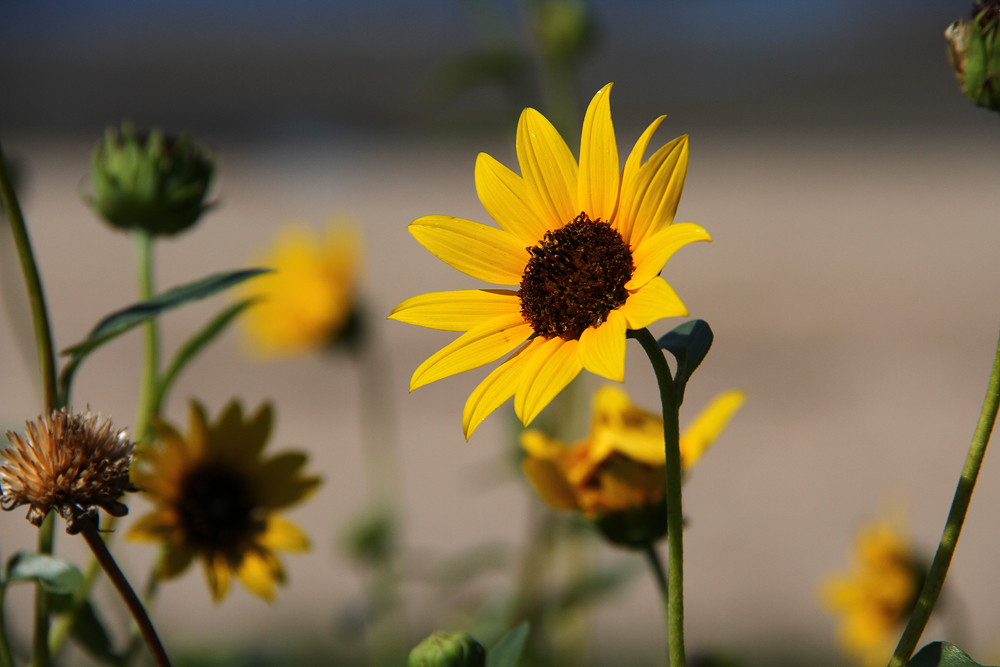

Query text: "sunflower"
[390, 83, 711, 439]
[240, 223, 360, 356]
[822, 521, 926, 667]
[128, 399, 320, 602]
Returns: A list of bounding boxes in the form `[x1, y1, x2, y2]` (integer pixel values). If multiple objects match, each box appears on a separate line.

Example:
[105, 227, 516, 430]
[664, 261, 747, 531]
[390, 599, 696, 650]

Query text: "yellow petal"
[588, 385, 664, 466]
[578, 310, 627, 382]
[187, 400, 210, 458]
[617, 277, 687, 330]
[522, 458, 580, 511]
[519, 429, 567, 460]
[157, 542, 196, 580]
[679, 390, 746, 469]
[409, 215, 529, 285]
[616, 115, 665, 242]
[236, 549, 283, 602]
[253, 453, 321, 509]
[389, 289, 520, 332]
[462, 338, 542, 440]
[626, 222, 711, 290]
[127, 510, 177, 542]
[515, 337, 583, 426]
[203, 552, 232, 602]
[516, 108, 579, 231]
[578, 83, 619, 223]
[475, 153, 549, 245]
[617, 135, 685, 248]
[411, 312, 533, 391]
[258, 516, 311, 553]
[623, 136, 689, 249]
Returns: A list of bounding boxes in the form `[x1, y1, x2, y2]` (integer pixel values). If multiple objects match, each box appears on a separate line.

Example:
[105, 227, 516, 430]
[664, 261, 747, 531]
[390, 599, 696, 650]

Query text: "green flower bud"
[408, 632, 486, 667]
[946, 1, 1000, 112]
[88, 122, 214, 236]
[531, 0, 596, 66]
[593, 499, 668, 550]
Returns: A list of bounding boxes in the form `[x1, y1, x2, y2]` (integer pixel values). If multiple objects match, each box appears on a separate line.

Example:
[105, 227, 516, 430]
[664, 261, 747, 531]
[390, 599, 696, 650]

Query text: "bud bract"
[409, 632, 486, 667]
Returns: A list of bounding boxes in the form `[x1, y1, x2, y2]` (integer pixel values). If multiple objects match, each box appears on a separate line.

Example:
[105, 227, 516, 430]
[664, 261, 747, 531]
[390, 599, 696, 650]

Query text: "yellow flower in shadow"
[822, 521, 925, 667]
[128, 400, 320, 602]
[520, 385, 744, 546]
[390, 83, 711, 439]
[241, 224, 360, 356]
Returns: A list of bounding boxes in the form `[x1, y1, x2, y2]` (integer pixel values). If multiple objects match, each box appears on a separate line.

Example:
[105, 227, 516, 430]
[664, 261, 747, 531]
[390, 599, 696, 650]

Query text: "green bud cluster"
[88, 123, 214, 236]
[409, 632, 486, 667]
[947, 1, 1000, 112]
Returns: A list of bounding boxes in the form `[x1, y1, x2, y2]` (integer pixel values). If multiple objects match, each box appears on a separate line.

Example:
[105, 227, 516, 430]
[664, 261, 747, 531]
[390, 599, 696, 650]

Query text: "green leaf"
[485, 621, 529, 667]
[153, 298, 257, 411]
[50, 594, 122, 666]
[4, 553, 83, 594]
[658, 319, 713, 404]
[910, 643, 996, 667]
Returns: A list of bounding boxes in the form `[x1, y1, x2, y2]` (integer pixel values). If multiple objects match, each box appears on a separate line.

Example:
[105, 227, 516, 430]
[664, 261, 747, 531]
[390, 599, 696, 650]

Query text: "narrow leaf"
[5, 553, 83, 594]
[909, 643, 996, 667]
[486, 621, 530, 667]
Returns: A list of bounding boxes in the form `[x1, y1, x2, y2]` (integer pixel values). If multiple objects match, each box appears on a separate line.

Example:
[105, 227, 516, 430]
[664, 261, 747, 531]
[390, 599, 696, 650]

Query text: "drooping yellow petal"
[389, 289, 520, 332]
[475, 153, 549, 245]
[626, 222, 711, 290]
[158, 542, 196, 580]
[409, 215, 529, 285]
[519, 428, 567, 460]
[515, 337, 583, 426]
[516, 108, 579, 231]
[258, 516, 311, 553]
[616, 115, 666, 241]
[411, 312, 533, 391]
[522, 458, 581, 510]
[236, 549, 283, 602]
[462, 338, 542, 440]
[578, 83, 619, 222]
[578, 310, 627, 382]
[679, 390, 745, 469]
[617, 277, 687, 330]
[624, 136, 689, 249]
[589, 385, 664, 466]
[127, 510, 178, 542]
[203, 552, 233, 602]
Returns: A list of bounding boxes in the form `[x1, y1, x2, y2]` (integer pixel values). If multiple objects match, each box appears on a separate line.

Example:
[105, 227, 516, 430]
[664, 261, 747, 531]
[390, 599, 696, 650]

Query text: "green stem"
[630, 328, 685, 667]
[0, 584, 12, 667]
[0, 141, 58, 411]
[32, 512, 55, 667]
[887, 325, 1000, 667]
[132, 230, 159, 442]
[643, 542, 670, 648]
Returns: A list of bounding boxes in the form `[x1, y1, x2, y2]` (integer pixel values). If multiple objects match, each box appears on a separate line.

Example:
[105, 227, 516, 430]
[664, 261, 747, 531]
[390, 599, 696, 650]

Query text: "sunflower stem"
[79, 519, 171, 667]
[31, 512, 55, 667]
[132, 229, 159, 443]
[887, 323, 1000, 667]
[121, 554, 163, 667]
[642, 541, 670, 643]
[631, 328, 685, 667]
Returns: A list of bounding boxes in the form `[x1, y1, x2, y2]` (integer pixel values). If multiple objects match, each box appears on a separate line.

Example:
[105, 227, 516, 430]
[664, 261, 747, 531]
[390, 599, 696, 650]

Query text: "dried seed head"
[1, 409, 135, 533]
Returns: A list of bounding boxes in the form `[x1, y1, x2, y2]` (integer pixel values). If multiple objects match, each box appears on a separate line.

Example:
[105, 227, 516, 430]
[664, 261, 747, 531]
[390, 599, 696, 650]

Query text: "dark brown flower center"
[177, 463, 259, 551]
[519, 213, 634, 340]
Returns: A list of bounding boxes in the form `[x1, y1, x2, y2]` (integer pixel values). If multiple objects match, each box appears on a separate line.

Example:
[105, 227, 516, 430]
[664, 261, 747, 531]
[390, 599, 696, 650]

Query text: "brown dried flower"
[1, 409, 135, 533]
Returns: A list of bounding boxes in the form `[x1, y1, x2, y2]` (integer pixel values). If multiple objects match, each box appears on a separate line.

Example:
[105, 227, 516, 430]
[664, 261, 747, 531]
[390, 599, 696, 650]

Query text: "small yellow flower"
[822, 521, 925, 667]
[1, 409, 135, 533]
[241, 223, 360, 356]
[520, 386, 744, 544]
[390, 83, 711, 439]
[128, 400, 320, 602]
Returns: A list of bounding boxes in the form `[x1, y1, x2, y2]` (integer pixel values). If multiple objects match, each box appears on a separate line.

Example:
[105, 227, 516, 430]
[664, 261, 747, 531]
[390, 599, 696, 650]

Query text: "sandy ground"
[2, 122, 1000, 664]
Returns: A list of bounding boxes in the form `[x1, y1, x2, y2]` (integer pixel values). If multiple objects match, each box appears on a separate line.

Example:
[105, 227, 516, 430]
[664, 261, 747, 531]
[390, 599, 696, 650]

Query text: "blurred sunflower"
[390, 83, 710, 439]
[822, 521, 926, 667]
[128, 400, 320, 602]
[520, 385, 744, 547]
[241, 223, 361, 356]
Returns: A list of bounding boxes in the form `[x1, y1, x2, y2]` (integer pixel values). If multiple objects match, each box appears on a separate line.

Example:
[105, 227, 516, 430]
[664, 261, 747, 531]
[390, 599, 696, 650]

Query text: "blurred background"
[3, 0, 1000, 665]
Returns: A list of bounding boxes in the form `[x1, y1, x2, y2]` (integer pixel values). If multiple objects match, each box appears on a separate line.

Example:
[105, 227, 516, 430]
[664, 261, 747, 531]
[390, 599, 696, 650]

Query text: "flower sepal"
[592, 499, 669, 549]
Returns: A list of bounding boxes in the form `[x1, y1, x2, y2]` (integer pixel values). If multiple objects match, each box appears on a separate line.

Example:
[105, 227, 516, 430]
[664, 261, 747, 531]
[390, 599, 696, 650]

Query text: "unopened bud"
[409, 632, 486, 667]
[946, 1, 1000, 112]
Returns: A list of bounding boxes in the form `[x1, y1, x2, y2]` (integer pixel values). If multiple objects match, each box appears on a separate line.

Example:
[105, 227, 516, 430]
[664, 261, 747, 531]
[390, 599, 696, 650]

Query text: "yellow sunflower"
[128, 399, 321, 602]
[390, 83, 711, 439]
[240, 223, 360, 356]
[822, 521, 925, 667]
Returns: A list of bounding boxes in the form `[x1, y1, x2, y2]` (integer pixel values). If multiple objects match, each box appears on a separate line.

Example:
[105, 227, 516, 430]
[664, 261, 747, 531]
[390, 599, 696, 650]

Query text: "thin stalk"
[78, 520, 171, 667]
[643, 542, 670, 643]
[132, 229, 159, 443]
[0, 584, 12, 667]
[887, 325, 1000, 667]
[630, 328, 685, 667]
[32, 512, 55, 667]
[0, 141, 58, 411]
[122, 554, 163, 667]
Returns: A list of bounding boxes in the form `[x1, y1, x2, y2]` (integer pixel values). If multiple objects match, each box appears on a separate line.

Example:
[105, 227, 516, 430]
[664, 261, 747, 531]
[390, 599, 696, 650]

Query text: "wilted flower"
[946, 1, 1000, 112]
[390, 83, 710, 439]
[88, 122, 214, 236]
[409, 631, 487, 667]
[822, 521, 926, 667]
[520, 385, 744, 547]
[1, 409, 134, 533]
[128, 400, 320, 602]
[240, 224, 361, 356]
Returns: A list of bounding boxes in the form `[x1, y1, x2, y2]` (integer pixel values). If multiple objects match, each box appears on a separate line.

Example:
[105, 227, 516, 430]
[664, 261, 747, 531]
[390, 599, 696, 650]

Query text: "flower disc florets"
[176, 463, 259, 551]
[519, 213, 634, 340]
[0, 410, 135, 533]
